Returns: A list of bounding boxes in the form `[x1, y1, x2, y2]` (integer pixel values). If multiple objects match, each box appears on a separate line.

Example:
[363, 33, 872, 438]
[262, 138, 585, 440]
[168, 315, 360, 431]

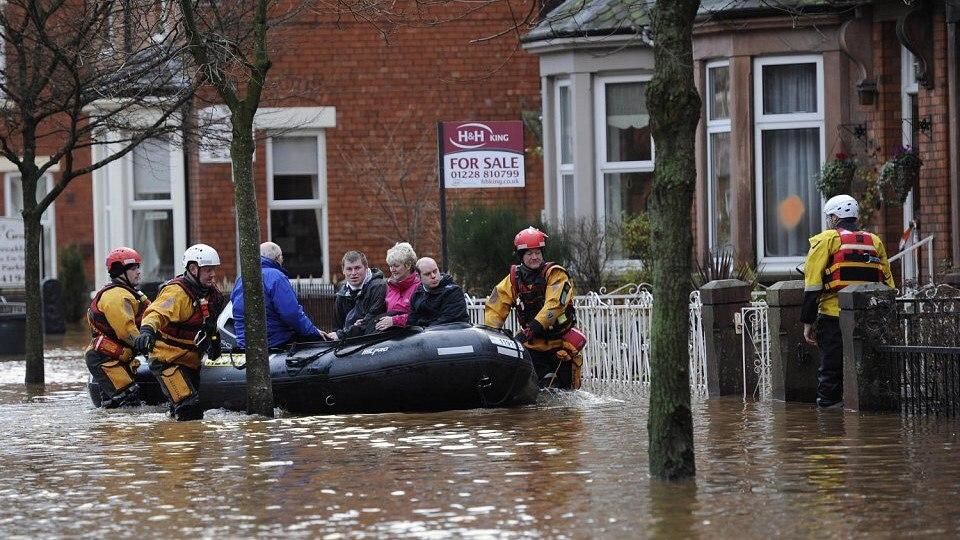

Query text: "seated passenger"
[326, 250, 387, 340]
[375, 242, 420, 331]
[407, 257, 469, 328]
[232, 242, 322, 348]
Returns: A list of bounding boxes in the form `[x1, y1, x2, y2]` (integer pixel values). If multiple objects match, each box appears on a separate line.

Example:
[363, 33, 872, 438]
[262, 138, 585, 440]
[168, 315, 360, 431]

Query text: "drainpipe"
[948, 19, 960, 266]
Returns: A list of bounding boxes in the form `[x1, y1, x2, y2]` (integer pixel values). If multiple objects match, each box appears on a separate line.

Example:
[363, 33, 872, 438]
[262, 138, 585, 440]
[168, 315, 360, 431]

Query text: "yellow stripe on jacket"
[803, 229, 895, 317]
[141, 285, 203, 369]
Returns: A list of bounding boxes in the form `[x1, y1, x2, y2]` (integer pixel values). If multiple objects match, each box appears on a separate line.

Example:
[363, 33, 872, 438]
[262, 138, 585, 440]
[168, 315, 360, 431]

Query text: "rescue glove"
[134, 327, 157, 355]
[516, 320, 545, 345]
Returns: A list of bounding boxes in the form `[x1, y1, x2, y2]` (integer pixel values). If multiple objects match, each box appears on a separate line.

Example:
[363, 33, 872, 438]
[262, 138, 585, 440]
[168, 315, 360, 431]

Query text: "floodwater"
[1, 334, 959, 538]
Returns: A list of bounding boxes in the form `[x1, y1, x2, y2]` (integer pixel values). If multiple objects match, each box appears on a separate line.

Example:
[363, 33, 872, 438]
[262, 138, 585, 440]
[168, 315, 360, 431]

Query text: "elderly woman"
[375, 242, 420, 331]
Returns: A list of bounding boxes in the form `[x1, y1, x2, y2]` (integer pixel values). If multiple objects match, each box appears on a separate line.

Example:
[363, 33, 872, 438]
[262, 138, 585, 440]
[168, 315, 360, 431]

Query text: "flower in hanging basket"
[816, 152, 857, 199]
[878, 145, 921, 205]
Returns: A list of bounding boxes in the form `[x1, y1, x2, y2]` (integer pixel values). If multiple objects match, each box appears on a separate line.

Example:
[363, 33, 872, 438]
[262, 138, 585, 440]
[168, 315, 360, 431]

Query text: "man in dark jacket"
[232, 242, 322, 348]
[327, 250, 387, 340]
[408, 257, 469, 327]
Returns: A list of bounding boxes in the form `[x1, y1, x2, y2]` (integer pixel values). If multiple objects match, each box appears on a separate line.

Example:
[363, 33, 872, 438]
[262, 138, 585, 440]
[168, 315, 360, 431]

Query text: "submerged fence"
[465, 285, 709, 397]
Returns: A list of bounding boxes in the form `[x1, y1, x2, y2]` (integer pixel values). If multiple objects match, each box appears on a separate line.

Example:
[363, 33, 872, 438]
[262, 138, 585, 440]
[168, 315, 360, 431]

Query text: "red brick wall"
[859, 17, 954, 282]
[231, 6, 543, 279]
[916, 16, 953, 272]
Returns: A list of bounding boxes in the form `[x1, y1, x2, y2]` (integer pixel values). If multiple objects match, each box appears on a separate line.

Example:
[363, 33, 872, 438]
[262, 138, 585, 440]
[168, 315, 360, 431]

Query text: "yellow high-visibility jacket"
[141, 284, 207, 369]
[484, 264, 575, 352]
[86, 285, 149, 361]
[803, 228, 894, 318]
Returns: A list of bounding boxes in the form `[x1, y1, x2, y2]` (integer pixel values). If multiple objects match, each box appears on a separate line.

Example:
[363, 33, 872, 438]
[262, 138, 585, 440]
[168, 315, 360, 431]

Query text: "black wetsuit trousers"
[815, 315, 843, 407]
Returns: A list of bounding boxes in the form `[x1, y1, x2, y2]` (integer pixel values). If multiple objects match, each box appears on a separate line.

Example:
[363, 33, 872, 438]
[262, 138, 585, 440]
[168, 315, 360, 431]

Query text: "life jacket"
[509, 263, 576, 338]
[823, 228, 886, 292]
[87, 282, 150, 353]
[157, 276, 225, 344]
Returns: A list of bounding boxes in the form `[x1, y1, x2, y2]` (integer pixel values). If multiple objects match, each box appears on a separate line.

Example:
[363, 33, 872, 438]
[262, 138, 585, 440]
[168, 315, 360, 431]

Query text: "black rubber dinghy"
[89, 323, 540, 415]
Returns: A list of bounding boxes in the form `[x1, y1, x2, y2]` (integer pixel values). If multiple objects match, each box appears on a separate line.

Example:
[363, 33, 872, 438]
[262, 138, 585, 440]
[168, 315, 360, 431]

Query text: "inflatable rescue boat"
[88, 318, 539, 414]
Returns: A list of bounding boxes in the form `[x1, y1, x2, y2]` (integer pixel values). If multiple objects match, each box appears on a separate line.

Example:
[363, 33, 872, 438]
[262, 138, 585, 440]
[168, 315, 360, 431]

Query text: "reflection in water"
[1, 353, 960, 537]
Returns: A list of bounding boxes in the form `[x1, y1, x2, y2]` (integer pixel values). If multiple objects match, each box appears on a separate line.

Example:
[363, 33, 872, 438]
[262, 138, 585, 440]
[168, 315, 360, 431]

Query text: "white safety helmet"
[823, 194, 859, 219]
[182, 243, 221, 270]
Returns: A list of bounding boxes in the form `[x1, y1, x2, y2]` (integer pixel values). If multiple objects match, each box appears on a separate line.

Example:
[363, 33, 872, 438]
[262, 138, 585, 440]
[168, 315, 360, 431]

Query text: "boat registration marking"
[437, 346, 474, 356]
[488, 335, 518, 349]
[496, 346, 521, 358]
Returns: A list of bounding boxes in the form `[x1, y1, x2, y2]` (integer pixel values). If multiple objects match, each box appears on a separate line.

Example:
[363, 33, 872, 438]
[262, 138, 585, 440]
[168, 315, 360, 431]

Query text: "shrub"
[447, 205, 528, 295]
[59, 245, 88, 322]
[692, 247, 759, 289]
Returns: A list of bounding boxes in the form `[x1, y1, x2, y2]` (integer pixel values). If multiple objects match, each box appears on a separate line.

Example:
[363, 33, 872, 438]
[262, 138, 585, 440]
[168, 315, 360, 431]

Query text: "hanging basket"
[816, 154, 857, 199]
[879, 148, 922, 206]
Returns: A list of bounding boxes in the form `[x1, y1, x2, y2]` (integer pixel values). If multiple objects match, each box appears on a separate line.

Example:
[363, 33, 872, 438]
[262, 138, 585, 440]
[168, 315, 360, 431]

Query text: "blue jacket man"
[232, 242, 322, 348]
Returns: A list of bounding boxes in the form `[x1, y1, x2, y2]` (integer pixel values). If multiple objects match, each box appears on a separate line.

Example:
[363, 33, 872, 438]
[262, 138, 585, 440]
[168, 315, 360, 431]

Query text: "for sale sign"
[0, 218, 25, 286]
[440, 121, 525, 188]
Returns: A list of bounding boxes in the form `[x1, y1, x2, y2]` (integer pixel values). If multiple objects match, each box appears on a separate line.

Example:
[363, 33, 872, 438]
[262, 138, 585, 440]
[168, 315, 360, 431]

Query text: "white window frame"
[4, 172, 56, 278]
[92, 130, 186, 286]
[594, 74, 655, 263]
[266, 132, 330, 282]
[753, 55, 826, 272]
[900, 46, 920, 280]
[706, 60, 731, 251]
[554, 79, 574, 227]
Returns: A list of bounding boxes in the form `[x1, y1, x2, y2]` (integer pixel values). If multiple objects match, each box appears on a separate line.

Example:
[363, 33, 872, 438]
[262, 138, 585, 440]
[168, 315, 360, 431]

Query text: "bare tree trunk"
[178, 0, 275, 417]
[646, 0, 701, 480]
[21, 168, 44, 387]
[232, 108, 274, 417]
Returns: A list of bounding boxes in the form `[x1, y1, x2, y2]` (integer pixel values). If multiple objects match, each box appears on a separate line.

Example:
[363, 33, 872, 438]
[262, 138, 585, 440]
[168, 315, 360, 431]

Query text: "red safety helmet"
[514, 226, 548, 251]
[106, 247, 142, 276]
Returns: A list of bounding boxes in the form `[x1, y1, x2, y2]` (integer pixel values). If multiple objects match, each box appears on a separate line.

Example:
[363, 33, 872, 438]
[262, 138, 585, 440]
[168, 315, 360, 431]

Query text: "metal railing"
[873, 345, 960, 417]
[889, 234, 935, 289]
[739, 300, 771, 400]
[465, 284, 709, 396]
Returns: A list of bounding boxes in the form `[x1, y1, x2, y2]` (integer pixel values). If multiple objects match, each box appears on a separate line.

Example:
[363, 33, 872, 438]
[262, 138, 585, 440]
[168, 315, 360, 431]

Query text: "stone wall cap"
[699, 279, 752, 305]
[766, 280, 804, 306]
[838, 282, 896, 309]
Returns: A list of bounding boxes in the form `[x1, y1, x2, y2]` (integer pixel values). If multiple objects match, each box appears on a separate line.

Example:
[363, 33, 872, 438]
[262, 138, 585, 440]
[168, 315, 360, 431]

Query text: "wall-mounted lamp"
[857, 81, 877, 106]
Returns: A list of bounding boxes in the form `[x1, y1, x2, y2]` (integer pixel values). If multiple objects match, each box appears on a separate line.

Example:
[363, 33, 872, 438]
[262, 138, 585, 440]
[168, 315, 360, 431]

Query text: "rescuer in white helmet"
[801, 195, 894, 408]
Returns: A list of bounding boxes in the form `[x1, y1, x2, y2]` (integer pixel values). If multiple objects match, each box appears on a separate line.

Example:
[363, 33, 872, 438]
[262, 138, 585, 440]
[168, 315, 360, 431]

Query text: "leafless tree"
[0, 0, 197, 387]
[339, 113, 439, 250]
[178, 0, 313, 416]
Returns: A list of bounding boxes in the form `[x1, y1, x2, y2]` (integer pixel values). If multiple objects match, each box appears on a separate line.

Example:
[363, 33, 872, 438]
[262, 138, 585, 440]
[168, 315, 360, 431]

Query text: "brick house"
[524, 0, 960, 283]
[1, 4, 543, 289]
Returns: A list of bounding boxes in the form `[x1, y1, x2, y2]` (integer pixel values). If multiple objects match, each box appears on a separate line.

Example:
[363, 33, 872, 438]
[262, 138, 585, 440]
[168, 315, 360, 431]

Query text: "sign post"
[437, 120, 525, 269]
[0, 218, 25, 288]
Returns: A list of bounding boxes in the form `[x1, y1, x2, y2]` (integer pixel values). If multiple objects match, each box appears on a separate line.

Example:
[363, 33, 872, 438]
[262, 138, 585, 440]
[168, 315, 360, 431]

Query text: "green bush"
[59, 245, 88, 322]
[448, 205, 529, 296]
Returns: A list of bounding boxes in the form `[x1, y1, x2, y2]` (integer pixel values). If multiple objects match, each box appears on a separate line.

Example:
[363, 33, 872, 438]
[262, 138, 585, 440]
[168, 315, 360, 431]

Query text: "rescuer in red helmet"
[484, 226, 587, 389]
[86, 247, 151, 408]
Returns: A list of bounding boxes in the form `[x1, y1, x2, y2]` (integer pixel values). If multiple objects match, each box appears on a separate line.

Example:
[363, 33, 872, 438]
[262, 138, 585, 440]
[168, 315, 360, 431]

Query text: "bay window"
[595, 75, 654, 259]
[706, 61, 732, 252]
[753, 56, 824, 267]
[556, 81, 575, 229]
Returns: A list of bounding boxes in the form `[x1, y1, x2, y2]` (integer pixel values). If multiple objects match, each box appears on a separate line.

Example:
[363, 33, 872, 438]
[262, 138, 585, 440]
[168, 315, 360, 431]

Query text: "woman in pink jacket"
[375, 242, 420, 330]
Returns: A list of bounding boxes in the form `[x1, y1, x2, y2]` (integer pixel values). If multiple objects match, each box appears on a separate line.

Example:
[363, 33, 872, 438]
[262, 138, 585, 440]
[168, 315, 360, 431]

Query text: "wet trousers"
[815, 315, 844, 407]
[85, 350, 141, 408]
[149, 361, 203, 421]
[528, 349, 581, 390]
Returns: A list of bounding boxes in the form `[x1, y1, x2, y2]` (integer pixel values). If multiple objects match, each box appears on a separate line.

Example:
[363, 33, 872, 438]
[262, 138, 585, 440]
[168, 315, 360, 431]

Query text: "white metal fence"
[738, 300, 771, 400]
[465, 284, 708, 397]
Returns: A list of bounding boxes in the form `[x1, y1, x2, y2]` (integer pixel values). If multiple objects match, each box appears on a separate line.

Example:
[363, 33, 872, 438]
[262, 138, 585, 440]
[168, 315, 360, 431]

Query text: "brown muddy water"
[0, 334, 959, 538]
